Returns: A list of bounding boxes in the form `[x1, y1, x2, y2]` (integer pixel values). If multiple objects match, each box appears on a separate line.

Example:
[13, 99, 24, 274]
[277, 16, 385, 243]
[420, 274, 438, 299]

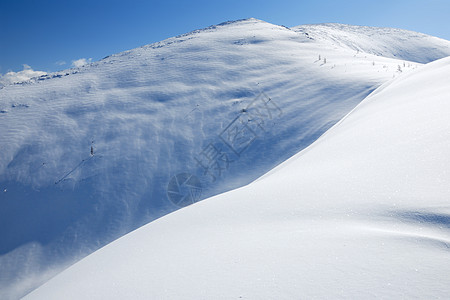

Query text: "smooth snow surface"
[25, 55, 450, 300]
[1, 18, 449, 299]
[292, 23, 450, 63]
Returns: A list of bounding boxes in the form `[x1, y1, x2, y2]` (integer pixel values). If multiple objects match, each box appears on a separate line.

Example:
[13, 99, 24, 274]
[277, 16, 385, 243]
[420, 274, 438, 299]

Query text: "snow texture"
[292, 23, 450, 63]
[0, 18, 448, 299]
[25, 54, 450, 300]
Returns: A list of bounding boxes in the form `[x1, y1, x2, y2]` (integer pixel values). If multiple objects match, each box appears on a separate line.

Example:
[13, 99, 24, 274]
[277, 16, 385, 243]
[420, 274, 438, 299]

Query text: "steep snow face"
[292, 23, 450, 63]
[0, 18, 438, 298]
[25, 56, 450, 300]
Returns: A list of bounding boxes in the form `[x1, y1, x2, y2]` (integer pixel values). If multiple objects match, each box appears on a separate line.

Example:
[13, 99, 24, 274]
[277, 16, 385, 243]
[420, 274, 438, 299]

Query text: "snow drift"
[1, 18, 449, 298]
[26, 55, 450, 300]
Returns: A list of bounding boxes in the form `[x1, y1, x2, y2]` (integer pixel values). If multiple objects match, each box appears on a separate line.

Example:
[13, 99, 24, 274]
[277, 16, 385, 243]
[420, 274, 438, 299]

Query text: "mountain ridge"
[1, 18, 448, 299]
[292, 22, 450, 63]
[4, 19, 450, 89]
[25, 56, 450, 299]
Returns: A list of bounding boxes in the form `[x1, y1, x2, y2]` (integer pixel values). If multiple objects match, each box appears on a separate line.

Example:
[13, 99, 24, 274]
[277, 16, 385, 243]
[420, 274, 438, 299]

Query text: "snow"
[0, 18, 449, 298]
[0, 65, 47, 88]
[291, 23, 450, 63]
[25, 55, 450, 300]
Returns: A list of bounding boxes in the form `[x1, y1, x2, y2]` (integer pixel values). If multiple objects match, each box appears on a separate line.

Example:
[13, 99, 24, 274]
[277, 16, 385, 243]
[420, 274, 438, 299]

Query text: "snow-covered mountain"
[1, 18, 449, 299]
[25, 54, 450, 300]
[292, 23, 450, 63]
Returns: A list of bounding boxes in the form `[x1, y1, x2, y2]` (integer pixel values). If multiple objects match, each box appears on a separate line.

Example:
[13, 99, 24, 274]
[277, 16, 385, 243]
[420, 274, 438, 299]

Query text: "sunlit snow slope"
[0, 18, 448, 298]
[292, 23, 450, 63]
[26, 55, 450, 300]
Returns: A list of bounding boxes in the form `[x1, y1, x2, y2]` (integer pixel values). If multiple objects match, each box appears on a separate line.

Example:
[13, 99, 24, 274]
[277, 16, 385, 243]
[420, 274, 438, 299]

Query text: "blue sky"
[1, 0, 450, 74]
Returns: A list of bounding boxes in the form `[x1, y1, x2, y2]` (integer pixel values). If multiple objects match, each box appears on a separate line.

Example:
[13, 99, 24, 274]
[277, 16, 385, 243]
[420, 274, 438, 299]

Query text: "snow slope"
[0, 18, 446, 298]
[292, 23, 450, 63]
[0, 65, 47, 88]
[25, 55, 450, 300]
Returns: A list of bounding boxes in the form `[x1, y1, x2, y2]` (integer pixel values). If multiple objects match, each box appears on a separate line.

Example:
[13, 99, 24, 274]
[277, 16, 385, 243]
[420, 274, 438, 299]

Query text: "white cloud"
[55, 60, 66, 66]
[71, 58, 92, 68]
[0, 64, 46, 87]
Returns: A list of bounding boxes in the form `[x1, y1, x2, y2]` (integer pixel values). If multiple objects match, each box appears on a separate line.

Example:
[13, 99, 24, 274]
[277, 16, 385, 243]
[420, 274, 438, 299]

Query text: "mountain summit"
[1, 18, 449, 299]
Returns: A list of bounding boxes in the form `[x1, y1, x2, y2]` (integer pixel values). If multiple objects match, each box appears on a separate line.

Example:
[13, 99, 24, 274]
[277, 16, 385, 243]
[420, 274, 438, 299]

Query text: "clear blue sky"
[1, 0, 450, 74]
